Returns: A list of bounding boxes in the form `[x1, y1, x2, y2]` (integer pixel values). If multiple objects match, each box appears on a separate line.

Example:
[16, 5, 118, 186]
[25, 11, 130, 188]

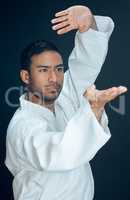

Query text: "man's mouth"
[45, 84, 61, 91]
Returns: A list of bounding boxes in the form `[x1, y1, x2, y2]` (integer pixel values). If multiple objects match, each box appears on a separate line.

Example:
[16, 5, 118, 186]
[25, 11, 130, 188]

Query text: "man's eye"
[39, 69, 48, 72]
[57, 67, 64, 72]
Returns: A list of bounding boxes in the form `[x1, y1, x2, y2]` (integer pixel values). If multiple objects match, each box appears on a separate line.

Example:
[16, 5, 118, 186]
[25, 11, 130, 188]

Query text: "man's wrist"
[90, 16, 98, 31]
[91, 107, 104, 122]
[78, 14, 98, 32]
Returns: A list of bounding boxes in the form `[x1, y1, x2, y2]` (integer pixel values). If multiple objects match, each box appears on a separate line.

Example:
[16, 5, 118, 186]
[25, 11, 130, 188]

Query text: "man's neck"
[26, 92, 55, 113]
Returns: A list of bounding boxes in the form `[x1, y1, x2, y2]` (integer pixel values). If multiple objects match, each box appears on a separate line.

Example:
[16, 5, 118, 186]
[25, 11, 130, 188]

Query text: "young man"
[5, 5, 127, 200]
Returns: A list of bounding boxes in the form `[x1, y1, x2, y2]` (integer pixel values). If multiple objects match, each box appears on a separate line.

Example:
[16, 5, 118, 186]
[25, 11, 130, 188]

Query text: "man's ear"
[20, 70, 30, 85]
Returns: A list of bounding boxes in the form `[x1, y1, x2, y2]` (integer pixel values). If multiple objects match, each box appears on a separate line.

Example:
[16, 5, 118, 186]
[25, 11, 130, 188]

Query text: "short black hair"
[20, 40, 61, 71]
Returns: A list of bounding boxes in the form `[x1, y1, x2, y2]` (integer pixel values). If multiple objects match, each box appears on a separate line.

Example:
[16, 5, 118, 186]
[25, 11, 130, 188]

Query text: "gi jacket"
[5, 16, 114, 200]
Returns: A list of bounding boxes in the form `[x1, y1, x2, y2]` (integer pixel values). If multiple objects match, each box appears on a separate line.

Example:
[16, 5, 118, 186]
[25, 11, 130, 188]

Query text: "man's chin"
[43, 93, 59, 102]
[42, 89, 62, 102]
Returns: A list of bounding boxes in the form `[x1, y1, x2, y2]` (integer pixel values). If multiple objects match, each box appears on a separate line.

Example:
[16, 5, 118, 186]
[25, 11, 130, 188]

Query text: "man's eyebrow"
[55, 64, 64, 68]
[36, 64, 64, 68]
[36, 65, 49, 68]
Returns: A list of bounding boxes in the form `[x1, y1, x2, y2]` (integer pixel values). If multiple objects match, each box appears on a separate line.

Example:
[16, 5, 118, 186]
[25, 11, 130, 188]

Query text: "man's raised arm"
[51, 5, 114, 104]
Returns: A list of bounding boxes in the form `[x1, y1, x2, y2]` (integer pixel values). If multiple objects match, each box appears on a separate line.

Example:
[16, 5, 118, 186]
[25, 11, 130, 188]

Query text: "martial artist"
[5, 5, 127, 200]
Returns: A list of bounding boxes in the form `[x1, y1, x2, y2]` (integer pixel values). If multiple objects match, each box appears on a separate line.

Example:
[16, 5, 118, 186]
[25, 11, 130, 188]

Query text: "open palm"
[51, 6, 93, 34]
[84, 85, 128, 109]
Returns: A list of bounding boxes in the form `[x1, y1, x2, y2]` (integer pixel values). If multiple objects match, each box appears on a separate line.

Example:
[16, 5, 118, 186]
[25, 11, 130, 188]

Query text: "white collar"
[19, 93, 56, 121]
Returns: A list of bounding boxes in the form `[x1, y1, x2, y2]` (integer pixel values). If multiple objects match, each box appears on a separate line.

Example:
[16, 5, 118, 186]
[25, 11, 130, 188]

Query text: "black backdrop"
[1, 0, 130, 199]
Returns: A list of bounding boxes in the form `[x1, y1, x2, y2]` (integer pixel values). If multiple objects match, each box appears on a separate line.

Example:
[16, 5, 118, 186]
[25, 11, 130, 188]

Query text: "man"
[5, 5, 127, 200]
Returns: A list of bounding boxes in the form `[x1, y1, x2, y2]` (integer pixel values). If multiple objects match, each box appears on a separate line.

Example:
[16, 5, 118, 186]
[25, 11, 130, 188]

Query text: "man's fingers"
[55, 9, 69, 17]
[103, 87, 117, 95]
[94, 86, 127, 104]
[104, 86, 127, 102]
[102, 86, 127, 97]
[104, 87, 118, 100]
[52, 21, 69, 31]
[118, 86, 127, 94]
[51, 16, 68, 24]
[95, 89, 113, 102]
[87, 85, 127, 109]
[110, 86, 127, 97]
[57, 25, 72, 34]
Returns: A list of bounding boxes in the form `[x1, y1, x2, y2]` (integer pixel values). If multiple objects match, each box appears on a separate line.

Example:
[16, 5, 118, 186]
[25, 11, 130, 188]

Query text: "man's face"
[27, 50, 64, 102]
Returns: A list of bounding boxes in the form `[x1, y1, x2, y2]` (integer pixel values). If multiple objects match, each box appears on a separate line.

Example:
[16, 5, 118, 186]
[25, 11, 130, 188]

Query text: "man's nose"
[48, 71, 57, 82]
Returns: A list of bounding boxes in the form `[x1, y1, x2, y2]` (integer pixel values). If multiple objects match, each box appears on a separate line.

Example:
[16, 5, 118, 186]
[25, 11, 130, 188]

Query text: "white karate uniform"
[5, 16, 114, 200]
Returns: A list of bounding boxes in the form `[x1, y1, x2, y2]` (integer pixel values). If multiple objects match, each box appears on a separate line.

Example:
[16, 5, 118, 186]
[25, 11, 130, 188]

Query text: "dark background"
[1, 0, 130, 199]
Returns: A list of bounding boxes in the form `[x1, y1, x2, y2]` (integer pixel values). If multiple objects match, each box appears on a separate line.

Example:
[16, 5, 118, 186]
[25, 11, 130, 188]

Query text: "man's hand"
[84, 85, 128, 121]
[51, 5, 97, 35]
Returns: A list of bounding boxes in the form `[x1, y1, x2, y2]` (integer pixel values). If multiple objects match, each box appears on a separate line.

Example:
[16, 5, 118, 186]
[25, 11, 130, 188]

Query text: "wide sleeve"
[62, 16, 114, 106]
[21, 98, 111, 172]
